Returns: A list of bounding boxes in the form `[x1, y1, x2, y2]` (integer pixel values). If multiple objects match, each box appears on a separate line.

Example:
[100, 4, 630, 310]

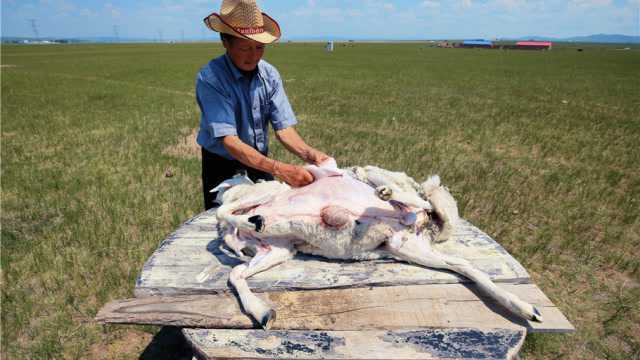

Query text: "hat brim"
[204, 12, 281, 44]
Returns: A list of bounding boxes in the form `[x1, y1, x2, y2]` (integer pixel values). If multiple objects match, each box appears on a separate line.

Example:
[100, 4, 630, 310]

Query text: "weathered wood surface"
[125, 209, 574, 359]
[182, 328, 527, 360]
[98, 283, 574, 333]
[135, 209, 530, 297]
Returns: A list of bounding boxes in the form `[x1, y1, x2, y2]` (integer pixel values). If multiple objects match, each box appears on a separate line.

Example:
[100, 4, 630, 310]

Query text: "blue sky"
[2, 0, 639, 39]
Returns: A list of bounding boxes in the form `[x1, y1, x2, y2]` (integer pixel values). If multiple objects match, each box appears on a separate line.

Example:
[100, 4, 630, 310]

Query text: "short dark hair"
[220, 33, 237, 45]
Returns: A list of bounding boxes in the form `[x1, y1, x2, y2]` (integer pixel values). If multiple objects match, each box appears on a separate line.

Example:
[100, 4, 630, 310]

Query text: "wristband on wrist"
[301, 149, 312, 163]
[271, 159, 280, 177]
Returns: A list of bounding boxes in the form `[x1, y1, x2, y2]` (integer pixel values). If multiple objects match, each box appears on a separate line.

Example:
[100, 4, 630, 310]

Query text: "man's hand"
[275, 128, 331, 165]
[222, 136, 316, 187]
[305, 149, 330, 165]
[273, 161, 314, 187]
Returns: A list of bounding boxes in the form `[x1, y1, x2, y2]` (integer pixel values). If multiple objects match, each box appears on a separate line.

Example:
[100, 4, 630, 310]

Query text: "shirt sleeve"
[267, 70, 298, 131]
[196, 75, 237, 138]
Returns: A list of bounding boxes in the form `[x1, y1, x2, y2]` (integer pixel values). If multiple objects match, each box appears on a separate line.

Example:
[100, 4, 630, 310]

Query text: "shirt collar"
[224, 53, 264, 81]
[223, 53, 243, 80]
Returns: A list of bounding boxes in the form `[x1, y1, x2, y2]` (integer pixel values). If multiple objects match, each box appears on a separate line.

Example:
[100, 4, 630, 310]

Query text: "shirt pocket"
[258, 81, 272, 124]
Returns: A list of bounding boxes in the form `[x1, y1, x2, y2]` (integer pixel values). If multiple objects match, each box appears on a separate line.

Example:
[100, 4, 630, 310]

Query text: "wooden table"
[98, 209, 574, 359]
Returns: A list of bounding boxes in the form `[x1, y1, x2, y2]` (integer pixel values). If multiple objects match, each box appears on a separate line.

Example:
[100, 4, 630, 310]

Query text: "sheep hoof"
[241, 246, 257, 257]
[376, 186, 392, 201]
[248, 215, 265, 232]
[260, 309, 276, 330]
[531, 307, 543, 322]
[401, 212, 417, 226]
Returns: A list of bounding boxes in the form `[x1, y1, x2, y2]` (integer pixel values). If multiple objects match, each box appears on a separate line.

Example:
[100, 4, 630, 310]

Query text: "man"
[197, 0, 329, 210]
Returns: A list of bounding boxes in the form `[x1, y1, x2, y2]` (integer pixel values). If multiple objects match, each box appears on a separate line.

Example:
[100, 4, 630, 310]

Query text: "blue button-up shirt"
[195, 53, 297, 160]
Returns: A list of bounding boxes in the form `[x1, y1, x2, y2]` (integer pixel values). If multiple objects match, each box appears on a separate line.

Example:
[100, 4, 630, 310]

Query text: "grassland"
[2, 42, 639, 358]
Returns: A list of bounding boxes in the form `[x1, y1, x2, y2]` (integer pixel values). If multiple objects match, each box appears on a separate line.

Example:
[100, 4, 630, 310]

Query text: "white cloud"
[105, 3, 121, 18]
[52, 0, 76, 15]
[292, 5, 346, 21]
[493, 0, 526, 11]
[569, 0, 613, 8]
[383, 3, 395, 11]
[79, 8, 94, 17]
[420, 1, 441, 8]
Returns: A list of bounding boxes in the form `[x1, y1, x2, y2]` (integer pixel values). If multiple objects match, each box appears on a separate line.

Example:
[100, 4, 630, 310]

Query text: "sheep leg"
[421, 176, 459, 242]
[229, 242, 296, 329]
[385, 232, 542, 322]
[358, 166, 432, 210]
[196, 223, 249, 282]
[374, 185, 433, 210]
[216, 192, 276, 231]
[220, 226, 254, 257]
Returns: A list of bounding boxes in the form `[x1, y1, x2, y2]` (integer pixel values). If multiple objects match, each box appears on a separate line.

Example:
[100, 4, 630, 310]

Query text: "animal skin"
[198, 159, 542, 329]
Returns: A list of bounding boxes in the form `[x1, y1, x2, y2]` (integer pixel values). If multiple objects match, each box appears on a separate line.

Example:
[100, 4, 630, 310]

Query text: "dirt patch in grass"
[89, 327, 196, 359]
[89, 327, 195, 359]
[163, 128, 200, 160]
[89, 329, 152, 359]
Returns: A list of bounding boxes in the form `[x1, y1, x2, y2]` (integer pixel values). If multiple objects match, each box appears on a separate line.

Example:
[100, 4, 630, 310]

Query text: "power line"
[28, 19, 39, 39]
[113, 25, 120, 42]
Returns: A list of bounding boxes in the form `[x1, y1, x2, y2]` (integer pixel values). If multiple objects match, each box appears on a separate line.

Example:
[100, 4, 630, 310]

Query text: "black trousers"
[201, 147, 274, 210]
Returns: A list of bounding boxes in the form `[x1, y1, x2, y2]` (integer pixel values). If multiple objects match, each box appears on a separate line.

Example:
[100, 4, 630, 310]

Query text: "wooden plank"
[135, 258, 529, 298]
[97, 283, 574, 333]
[135, 210, 530, 297]
[182, 328, 526, 360]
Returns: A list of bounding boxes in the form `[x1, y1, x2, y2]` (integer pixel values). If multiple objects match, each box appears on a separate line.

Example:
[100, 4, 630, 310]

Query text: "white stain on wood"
[183, 328, 527, 360]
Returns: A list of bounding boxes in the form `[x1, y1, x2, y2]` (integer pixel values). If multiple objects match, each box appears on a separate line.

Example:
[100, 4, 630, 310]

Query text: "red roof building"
[516, 41, 553, 50]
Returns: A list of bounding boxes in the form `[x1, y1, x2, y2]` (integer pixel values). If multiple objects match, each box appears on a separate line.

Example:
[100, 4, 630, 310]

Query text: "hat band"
[234, 26, 265, 35]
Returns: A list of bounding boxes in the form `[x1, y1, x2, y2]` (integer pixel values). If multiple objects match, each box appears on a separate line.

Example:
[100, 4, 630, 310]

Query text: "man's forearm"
[275, 127, 318, 163]
[222, 135, 314, 187]
[222, 135, 276, 174]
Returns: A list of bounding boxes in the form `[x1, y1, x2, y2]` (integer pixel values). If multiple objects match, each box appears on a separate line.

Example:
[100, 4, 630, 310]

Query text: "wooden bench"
[97, 209, 574, 359]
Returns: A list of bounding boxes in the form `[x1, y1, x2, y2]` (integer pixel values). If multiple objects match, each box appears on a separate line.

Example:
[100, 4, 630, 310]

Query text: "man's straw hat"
[204, 0, 281, 44]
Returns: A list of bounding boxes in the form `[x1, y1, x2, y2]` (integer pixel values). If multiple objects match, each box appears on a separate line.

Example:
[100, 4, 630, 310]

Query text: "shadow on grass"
[139, 327, 196, 360]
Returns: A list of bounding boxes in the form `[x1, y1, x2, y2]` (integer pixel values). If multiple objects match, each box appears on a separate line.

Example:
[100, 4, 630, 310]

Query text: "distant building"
[325, 41, 334, 52]
[515, 41, 553, 50]
[461, 39, 493, 48]
[437, 41, 454, 48]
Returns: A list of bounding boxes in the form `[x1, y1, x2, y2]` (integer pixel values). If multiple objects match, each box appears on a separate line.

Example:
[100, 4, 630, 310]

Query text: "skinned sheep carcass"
[197, 158, 542, 329]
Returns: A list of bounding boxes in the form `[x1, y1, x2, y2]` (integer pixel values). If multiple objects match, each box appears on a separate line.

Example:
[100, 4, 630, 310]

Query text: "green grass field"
[2, 42, 639, 358]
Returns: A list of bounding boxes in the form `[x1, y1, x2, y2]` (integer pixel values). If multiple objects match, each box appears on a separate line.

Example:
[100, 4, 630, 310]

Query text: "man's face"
[224, 37, 265, 72]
